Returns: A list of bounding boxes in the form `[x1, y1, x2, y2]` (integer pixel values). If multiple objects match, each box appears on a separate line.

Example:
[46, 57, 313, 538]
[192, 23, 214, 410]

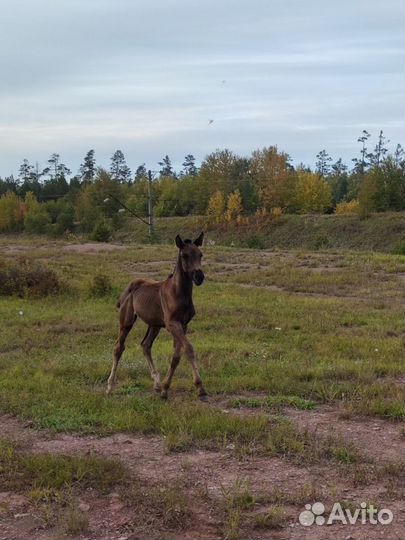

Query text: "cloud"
[0, 0, 403, 175]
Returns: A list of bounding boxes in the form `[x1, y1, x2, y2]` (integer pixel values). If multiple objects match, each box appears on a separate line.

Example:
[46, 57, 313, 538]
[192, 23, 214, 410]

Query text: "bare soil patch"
[62, 242, 126, 253]
[0, 410, 403, 540]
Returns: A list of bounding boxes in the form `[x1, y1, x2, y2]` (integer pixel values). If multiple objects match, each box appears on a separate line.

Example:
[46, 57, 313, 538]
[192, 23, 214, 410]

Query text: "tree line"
[0, 131, 403, 237]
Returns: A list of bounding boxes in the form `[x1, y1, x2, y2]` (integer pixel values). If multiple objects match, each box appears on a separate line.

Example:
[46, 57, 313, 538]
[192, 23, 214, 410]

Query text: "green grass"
[0, 439, 126, 492]
[228, 395, 317, 411]
[0, 236, 403, 448]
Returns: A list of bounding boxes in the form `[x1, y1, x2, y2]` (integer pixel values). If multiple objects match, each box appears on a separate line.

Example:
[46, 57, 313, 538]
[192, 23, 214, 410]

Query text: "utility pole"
[147, 169, 154, 238]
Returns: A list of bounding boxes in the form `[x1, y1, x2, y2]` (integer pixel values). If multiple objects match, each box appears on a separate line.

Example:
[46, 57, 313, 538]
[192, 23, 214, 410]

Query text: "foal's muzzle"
[193, 270, 204, 286]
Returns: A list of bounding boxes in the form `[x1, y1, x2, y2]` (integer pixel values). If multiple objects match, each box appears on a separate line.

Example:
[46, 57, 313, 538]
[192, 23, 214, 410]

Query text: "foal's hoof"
[199, 394, 209, 402]
[106, 387, 112, 395]
[160, 390, 168, 400]
[153, 386, 162, 395]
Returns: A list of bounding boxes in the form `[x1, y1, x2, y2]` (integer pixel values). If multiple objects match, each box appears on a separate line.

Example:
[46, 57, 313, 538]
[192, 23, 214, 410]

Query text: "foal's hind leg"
[141, 326, 161, 394]
[106, 297, 136, 394]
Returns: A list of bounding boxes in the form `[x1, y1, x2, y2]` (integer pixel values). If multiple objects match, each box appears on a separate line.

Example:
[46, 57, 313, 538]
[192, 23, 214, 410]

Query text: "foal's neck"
[173, 254, 193, 297]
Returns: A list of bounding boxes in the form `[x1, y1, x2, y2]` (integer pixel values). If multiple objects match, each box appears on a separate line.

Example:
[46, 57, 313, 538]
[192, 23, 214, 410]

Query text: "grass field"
[0, 234, 404, 539]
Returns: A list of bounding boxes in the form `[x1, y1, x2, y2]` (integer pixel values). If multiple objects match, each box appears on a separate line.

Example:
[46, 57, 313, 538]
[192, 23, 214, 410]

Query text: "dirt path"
[1, 405, 404, 540]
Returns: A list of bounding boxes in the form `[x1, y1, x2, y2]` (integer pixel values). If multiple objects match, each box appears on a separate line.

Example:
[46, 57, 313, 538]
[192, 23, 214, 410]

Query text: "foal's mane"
[167, 239, 193, 278]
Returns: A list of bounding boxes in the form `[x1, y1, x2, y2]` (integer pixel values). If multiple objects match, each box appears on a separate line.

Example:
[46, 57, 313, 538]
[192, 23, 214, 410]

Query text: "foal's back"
[123, 278, 165, 328]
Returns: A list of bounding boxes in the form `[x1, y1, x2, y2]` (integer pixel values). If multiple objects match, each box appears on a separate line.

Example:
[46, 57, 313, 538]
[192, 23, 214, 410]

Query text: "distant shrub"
[89, 274, 113, 296]
[313, 234, 331, 250]
[392, 242, 405, 255]
[55, 208, 75, 235]
[254, 207, 268, 225]
[23, 192, 51, 233]
[245, 235, 265, 249]
[271, 206, 283, 219]
[91, 220, 112, 242]
[24, 211, 51, 234]
[335, 199, 360, 215]
[0, 259, 61, 297]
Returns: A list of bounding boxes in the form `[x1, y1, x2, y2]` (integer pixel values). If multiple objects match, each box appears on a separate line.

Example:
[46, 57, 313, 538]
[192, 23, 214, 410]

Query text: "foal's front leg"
[160, 336, 181, 400]
[163, 320, 207, 400]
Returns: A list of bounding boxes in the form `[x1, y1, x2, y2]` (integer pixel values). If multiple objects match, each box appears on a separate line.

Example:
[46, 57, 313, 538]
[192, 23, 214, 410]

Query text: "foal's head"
[175, 232, 205, 286]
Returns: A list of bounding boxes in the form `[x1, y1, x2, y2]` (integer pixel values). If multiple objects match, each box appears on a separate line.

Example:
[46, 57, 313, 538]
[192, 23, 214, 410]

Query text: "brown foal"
[106, 232, 207, 400]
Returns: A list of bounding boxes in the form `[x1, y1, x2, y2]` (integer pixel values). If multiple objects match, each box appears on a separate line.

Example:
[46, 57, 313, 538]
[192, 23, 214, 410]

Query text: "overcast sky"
[0, 0, 403, 177]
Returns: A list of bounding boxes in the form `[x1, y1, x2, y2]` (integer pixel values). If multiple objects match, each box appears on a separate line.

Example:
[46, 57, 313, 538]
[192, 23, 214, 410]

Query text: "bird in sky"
[208, 119, 214, 125]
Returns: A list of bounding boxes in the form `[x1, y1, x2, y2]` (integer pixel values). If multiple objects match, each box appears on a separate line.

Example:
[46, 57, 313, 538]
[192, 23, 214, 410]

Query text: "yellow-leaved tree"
[250, 146, 295, 210]
[225, 189, 243, 222]
[0, 191, 23, 232]
[207, 190, 225, 223]
[294, 172, 332, 213]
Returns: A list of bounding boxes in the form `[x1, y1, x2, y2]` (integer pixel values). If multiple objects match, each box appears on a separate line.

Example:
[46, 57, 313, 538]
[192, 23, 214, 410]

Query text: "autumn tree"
[199, 149, 239, 196]
[358, 171, 378, 218]
[250, 146, 295, 210]
[294, 171, 332, 213]
[0, 191, 23, 231]
[207, 190, 225, 223]
[225, 190, 243, 222]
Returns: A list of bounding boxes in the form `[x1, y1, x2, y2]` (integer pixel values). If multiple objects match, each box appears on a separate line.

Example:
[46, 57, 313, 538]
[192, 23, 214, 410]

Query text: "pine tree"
[329, 158, 349, 204]
[79, 149, 96, 183]
[135, 164, 147, 182]
[158, 155, 174, 177]
[182, 154, 198, 176]
[352, 130, 371, 175]
[110, 150, 131, 183]
[315, 150, 332, 177]
[18, 159, 36, 184]
[42, 154, 71, 182]
[369, 130, 389, 167]
[394, 144, 404, 167]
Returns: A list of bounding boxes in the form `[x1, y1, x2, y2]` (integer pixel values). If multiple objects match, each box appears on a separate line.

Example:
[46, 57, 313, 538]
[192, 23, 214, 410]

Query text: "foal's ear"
[175, 235, 185, 249]
[194, 231, 204, 246]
